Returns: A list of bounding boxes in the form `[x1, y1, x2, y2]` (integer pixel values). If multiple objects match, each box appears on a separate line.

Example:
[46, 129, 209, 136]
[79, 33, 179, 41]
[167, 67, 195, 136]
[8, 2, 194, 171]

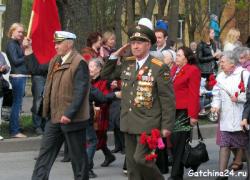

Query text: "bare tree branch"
[157, 0, 168, 19]
[220, 14, 235, 34]
[140, 0, 146, 16]
[145, 0, 156, 18]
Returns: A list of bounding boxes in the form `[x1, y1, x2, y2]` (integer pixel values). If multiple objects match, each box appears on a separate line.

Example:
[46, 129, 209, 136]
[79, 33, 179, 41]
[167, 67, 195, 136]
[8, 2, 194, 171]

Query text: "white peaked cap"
[138, 18, 154, 31]
[54, 31, 77, 42]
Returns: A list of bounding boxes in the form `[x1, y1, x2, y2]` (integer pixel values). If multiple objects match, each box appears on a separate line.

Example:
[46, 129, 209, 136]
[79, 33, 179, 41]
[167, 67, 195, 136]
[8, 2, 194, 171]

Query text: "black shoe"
[89, 170, 97, 178]
[123, 168, 127, 176]
[101, 154, 116, 167]
[61, 157, 70, 162]
[120, 149, 125, 155]
[111, 148, 121, 153]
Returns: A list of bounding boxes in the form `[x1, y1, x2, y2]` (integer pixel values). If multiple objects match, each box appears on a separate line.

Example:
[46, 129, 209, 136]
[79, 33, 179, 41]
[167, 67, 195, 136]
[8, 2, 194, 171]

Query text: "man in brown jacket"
[32, 31, 90, 180]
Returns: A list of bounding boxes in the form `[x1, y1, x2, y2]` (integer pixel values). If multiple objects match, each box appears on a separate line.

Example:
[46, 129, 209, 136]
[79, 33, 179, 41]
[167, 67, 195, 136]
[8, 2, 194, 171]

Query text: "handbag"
[1, 78, 9, 91]
[182, 123, 209, 171]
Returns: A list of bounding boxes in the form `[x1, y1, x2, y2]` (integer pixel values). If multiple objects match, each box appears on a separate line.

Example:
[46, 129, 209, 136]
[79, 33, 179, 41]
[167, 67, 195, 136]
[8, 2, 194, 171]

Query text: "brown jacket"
[43, 50, 90, 124]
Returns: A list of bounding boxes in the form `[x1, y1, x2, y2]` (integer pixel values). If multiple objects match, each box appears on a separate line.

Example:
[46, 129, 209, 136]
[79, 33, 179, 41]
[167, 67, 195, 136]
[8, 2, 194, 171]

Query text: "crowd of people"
[0, 16, 250, 180]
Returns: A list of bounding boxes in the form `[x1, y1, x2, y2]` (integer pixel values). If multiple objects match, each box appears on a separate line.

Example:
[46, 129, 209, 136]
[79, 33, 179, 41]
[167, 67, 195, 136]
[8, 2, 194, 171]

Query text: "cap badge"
[134, 32, 141, 37]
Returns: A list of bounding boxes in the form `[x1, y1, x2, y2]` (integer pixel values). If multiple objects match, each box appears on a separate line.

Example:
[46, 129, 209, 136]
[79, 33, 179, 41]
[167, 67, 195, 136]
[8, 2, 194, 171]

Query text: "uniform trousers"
[170, 131, 190, 180]
[32, 121, 89, 180]
[125, 133, 164, 180]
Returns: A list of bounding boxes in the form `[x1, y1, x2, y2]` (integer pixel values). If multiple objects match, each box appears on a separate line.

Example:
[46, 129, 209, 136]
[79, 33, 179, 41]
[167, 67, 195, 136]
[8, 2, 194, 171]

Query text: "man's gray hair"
[233, 46, 250, 59]
[221, 51, 239, 65]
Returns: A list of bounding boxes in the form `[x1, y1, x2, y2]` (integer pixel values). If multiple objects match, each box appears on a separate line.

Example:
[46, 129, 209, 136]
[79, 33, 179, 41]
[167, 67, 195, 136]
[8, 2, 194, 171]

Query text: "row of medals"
[134, 68, 153, 109]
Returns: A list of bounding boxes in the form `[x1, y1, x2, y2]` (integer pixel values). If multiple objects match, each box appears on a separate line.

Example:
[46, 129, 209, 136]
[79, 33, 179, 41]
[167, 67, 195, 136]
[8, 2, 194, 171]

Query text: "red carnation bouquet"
[208, 74, 217, 89]
[139, 129, 165, 161]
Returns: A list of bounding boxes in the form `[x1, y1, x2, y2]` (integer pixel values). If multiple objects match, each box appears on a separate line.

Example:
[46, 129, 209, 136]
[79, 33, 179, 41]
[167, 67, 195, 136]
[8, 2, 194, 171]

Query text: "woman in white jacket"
[211, 51, 249, 180]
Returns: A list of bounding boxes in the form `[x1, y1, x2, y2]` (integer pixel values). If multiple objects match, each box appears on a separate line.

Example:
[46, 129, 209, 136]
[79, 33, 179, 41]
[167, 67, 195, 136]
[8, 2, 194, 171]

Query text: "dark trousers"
[125, 133, 164, 180]
[31, 75, 46, 129]
[32, 121, 89, 180]
[170, 131, 190, 180]
[114, 128, 125, 151]
[86, 121, 97, 169]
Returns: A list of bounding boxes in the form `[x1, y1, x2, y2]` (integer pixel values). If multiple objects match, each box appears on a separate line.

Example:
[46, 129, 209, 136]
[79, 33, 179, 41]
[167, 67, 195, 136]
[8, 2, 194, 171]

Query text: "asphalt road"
[0, 138, 248, 180]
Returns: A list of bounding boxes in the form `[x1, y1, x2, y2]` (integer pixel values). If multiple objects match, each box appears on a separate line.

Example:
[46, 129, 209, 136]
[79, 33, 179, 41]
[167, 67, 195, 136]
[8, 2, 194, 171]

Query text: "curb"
[0, 124, 217, 153]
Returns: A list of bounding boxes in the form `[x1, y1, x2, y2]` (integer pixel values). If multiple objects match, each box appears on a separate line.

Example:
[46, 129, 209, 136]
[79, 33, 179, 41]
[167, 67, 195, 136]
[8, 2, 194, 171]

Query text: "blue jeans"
[86, 120, 97, 169]
[9, 77, 26, 135]
[31, 75, 46, 129]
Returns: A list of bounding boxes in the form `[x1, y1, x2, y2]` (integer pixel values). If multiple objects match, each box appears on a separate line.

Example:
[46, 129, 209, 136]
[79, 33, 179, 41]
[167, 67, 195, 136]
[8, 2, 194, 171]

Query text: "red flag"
[31, 0, 61, 64]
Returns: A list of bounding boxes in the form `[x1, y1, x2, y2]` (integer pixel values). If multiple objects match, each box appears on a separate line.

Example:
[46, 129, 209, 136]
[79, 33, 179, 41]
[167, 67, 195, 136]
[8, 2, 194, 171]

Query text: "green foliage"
[91, 0, 116, 32]
[21, 0, 33, 29]
[235, 0, 250, 10]
[0, 115, 35, 139]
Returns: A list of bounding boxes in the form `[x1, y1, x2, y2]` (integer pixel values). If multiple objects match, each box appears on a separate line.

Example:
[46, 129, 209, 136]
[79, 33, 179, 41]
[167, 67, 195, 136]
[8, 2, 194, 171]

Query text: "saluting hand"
[112, 43, 130, 57]
[60, 115, 71, 124]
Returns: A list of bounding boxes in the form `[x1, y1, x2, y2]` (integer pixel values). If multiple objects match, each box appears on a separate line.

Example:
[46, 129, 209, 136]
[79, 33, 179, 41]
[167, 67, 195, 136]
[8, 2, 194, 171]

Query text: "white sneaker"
[0, 135, 4, 140]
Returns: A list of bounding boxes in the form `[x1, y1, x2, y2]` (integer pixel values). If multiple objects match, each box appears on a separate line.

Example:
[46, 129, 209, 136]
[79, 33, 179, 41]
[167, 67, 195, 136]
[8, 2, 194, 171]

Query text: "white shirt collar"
[156, 42, 167, 52]
[136, 54, 149, 69]
[61, 50, 72, 64]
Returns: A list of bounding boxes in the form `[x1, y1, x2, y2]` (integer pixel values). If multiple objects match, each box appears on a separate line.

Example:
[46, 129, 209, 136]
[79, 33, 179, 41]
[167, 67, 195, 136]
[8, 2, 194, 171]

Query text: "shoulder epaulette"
[125, 56, 136, 61]
[151, 58, 163, 67]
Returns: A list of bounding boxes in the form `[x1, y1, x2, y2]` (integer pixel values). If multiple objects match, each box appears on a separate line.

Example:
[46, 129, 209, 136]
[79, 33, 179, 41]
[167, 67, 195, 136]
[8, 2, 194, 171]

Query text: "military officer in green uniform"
[101, 24, 175, 180]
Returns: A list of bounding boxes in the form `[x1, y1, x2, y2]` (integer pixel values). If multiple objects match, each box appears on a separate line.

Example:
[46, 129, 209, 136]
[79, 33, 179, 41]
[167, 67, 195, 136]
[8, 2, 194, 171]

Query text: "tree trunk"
[139, 0, 146, 16]
[144, 0, 156, 19]
[157, 0, 168, 19]
[168, 0, 179, 42]
[115, 0, 124, 48]
[2, 0, 22, 50]
[126, 0, 135, 29]
[56, 0, 92, 51]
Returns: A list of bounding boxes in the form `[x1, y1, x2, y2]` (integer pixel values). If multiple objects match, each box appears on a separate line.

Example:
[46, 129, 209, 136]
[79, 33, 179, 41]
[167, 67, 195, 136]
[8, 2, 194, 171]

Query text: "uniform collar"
[136, 53, 149, 69]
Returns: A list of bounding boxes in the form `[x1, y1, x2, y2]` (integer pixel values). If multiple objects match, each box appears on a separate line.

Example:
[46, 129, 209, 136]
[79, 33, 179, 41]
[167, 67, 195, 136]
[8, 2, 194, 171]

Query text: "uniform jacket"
[101, 55, 176, 134]
[212, 67, 249, 131]
[171, 64, 201, 119]
[43, 50, 90, 128]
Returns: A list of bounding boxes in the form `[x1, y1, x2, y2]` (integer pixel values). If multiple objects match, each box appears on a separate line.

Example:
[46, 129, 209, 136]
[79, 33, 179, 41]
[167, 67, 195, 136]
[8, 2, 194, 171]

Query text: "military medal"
[134, 67, 154, 109]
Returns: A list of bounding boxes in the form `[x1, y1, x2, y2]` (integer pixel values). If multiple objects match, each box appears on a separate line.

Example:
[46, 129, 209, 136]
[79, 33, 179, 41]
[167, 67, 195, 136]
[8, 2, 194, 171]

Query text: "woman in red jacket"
[89, 58, 116, 167]
[169, 47, 201, 180]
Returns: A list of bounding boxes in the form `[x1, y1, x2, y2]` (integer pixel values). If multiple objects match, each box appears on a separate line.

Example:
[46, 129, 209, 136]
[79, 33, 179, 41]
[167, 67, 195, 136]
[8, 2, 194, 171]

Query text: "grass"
[0, 115, 37, 139]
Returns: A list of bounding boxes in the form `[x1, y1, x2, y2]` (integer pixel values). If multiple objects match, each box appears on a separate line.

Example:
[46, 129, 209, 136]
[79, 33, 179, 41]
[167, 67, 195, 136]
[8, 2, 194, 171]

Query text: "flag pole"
[27, 10, 34, 38]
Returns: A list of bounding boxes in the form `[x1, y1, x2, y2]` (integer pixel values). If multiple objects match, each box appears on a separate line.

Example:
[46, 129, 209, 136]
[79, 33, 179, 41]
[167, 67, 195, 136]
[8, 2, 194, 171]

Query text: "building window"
[177, 19, 184, 39]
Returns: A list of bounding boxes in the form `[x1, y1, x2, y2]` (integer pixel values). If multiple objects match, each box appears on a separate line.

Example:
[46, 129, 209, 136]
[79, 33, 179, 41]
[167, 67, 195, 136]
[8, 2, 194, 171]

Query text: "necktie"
[136, 62, 140, 71]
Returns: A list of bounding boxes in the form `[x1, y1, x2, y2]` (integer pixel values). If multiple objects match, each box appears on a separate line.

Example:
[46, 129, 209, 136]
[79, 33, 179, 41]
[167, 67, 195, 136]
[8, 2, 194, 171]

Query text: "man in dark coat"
[32, 31, 90, 180]
[101, 24, 176, 180]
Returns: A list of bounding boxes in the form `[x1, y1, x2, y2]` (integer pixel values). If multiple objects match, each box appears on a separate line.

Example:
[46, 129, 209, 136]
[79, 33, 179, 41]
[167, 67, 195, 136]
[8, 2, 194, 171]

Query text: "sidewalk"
[0, 96, 217, 152]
